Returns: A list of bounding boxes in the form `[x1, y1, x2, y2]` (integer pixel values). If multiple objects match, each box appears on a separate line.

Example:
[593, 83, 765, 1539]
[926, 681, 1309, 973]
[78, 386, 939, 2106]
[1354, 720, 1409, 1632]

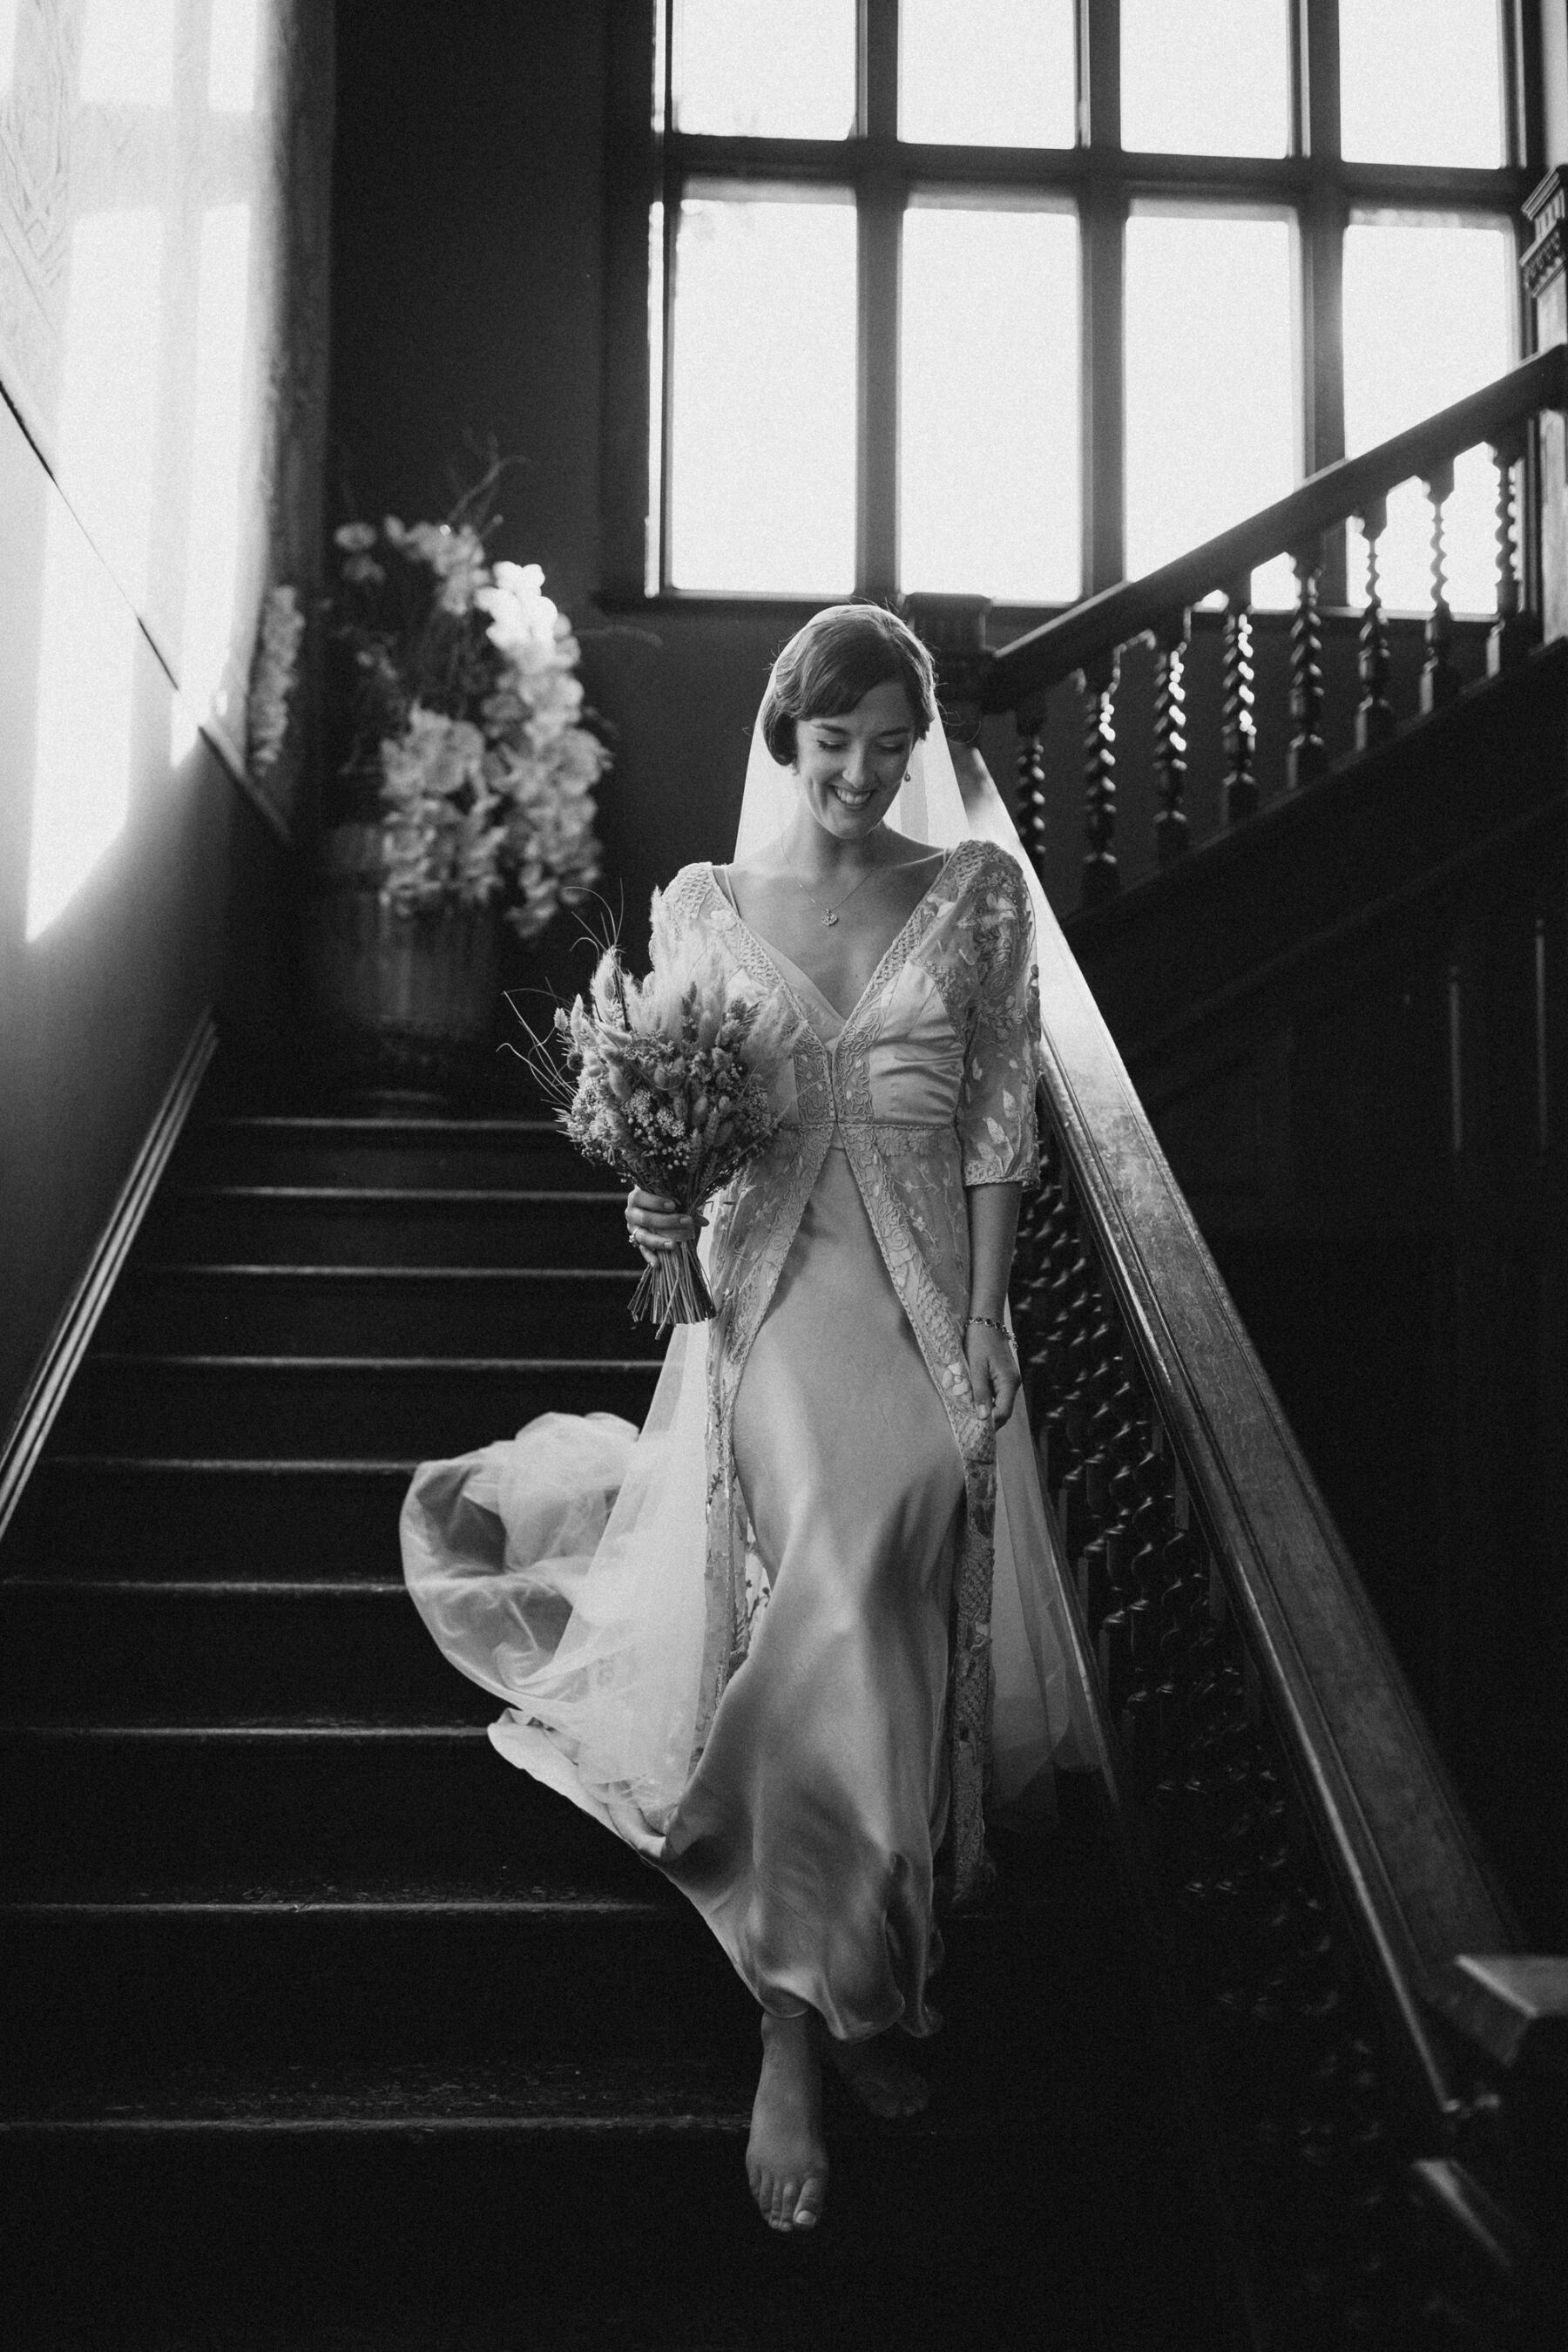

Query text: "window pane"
[668, 194, 856, 593]
[1340, 0, 1503, 168]
[900, 0, 1075, 149]
[1121, 0, 1289, 158]
[672, 0, 855, 139]
[1125, 213, 1297, 603]
[1343, 219, 1514, 613]
[901, 204, 1079, 602]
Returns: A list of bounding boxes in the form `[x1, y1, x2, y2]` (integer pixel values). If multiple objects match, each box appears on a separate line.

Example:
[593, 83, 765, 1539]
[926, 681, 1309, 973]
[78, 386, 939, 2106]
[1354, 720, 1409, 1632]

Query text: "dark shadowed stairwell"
[0, 1056, 1224, 2350]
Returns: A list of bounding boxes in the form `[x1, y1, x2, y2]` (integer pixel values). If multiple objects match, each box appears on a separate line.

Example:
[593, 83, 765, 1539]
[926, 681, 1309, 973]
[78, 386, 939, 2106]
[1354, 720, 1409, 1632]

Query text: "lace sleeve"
[645, 862, 713, 972]
[956, 848, 1042, 1189]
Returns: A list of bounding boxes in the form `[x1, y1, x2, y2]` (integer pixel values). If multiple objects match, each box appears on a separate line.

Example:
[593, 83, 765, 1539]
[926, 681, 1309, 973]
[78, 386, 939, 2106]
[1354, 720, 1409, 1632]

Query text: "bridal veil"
[402, 654, 1092, 1856]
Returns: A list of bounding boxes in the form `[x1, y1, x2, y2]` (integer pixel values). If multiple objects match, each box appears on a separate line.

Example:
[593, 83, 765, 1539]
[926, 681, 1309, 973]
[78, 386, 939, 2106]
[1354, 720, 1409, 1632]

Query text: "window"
[604, 2, 1532, 611]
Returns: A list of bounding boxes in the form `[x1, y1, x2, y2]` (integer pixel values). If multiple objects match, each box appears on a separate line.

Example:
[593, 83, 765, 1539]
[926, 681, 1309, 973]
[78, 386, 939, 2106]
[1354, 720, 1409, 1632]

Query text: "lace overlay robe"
[677, 835, 1043, 1901]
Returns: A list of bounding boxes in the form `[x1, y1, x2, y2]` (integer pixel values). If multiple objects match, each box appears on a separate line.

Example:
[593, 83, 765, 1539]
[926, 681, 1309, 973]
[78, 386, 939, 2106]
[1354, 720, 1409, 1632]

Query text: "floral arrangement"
[531, 894, 799, 1328]
[247, 585, 306, 781]
[328, 463, 606, 941]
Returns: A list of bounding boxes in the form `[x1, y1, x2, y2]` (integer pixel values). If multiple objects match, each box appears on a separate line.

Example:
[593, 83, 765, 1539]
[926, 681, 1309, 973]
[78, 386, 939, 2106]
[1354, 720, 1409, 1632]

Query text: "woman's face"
[793, 679, 918, 841]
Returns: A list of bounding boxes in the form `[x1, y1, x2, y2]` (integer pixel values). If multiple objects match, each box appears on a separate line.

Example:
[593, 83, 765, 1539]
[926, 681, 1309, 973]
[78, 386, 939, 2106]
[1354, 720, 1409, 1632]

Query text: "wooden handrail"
[985, 345, 1567, 711]
[1003, 833, 1565, 2334]
[1026, 886, 1512, 2092]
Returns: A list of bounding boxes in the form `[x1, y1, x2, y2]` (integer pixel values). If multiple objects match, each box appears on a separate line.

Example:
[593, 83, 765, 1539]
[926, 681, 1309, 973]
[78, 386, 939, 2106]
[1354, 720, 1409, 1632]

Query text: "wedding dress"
[402, 723, 1092, 2042]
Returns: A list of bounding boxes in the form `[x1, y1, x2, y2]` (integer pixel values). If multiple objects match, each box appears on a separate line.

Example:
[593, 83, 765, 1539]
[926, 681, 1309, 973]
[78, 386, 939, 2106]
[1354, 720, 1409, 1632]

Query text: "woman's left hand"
[964, 1319, 1020, 1432]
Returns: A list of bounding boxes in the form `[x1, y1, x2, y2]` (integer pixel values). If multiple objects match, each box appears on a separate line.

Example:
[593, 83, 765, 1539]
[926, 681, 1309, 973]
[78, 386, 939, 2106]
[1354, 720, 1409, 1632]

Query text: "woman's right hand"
[625, 1187, 699, 1260]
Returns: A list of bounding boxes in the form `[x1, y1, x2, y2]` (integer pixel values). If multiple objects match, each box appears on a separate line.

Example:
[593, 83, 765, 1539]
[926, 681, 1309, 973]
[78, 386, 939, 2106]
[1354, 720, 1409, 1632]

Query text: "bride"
[402, 602, 1085, 2237]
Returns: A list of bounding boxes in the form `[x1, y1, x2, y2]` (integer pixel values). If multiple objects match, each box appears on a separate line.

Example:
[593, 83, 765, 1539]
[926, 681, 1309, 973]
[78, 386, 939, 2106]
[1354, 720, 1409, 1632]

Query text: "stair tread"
[0, 2054, 752, 2133]
[161, 1184, 622, 1203]
[2, 1575, 409, 1593]
[37, 1456, 420, 1474]
[193, 1117, 564, 1137]
[127, 1263, 640, 1281]
[2, 1718, 491, 1737]
[3, 1873, 677, 1915]
[0, 2035, 1074, 2136]
[84, 1351, 658, 1371]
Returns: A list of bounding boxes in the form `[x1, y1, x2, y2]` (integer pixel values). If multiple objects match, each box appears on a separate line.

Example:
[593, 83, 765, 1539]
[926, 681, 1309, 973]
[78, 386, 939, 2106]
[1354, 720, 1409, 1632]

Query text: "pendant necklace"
[785, 857, 882, 929]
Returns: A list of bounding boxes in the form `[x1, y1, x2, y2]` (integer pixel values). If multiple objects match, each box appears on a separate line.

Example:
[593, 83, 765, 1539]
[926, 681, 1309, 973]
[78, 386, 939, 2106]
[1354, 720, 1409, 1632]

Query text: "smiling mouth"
[830, 785, 876, 808]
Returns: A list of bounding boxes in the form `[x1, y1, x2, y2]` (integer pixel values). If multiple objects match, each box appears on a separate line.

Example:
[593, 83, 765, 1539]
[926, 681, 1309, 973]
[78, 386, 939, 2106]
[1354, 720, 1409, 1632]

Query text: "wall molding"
[0, 1010, 219, 1551]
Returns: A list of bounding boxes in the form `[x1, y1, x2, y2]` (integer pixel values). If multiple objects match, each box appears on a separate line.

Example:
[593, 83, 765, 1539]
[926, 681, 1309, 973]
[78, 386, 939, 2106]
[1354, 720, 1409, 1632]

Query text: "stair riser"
[8, 1909, 757, 2077]
[0, 1588, 489, 1725]
[0, 1733, 642, 1894]
[98, 1271, 651, 1356]
[172, 1133, 598, 1191]
[0, 2134, 1052, 2340]
[51, 1362, 660, 1457]
[8, 1469, 410, 1583]
[140, 1194, 633, 1267]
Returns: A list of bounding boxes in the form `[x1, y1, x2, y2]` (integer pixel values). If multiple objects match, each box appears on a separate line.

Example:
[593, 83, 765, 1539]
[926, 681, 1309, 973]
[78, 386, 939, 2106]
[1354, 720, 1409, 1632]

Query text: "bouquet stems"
[630, 1238, 714, 1330]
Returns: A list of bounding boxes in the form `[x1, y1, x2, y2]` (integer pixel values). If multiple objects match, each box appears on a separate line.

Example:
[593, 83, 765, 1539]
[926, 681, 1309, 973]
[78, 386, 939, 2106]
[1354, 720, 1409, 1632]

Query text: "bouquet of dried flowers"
[328, 458, 606, 941]
[531, 895, 800, 1328]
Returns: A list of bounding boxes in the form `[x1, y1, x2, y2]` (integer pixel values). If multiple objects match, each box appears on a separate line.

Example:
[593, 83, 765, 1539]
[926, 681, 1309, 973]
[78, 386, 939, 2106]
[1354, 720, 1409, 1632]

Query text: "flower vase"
[304, 821, 504, 1099]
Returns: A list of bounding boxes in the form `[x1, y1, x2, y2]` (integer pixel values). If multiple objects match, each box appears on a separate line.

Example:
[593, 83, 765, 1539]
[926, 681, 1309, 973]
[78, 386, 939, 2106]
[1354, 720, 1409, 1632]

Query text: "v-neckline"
[708, 849, 956, 1033]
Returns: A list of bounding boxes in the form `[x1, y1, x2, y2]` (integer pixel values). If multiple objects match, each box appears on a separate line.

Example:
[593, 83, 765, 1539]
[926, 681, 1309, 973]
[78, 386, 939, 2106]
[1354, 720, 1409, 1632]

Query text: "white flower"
[381, 706, 486, 804]
[476, 560, 560, 657]
[350, 520, 605, 939]
[247, 585, 306, 777]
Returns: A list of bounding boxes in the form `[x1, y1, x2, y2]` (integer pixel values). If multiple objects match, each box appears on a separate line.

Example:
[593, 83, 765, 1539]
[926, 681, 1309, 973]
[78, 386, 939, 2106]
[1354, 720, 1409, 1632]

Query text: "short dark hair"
[760, 604, 939, 766]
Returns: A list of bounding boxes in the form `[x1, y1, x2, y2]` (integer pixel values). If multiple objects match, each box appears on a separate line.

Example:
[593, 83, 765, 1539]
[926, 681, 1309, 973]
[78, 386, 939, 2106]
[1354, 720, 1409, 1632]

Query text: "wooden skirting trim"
[0, 1010, 218, 1550]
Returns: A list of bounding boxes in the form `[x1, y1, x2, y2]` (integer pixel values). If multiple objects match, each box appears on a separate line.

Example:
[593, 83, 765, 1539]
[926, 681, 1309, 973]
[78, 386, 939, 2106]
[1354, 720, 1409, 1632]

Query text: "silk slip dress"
[402, 836, 1080, 2042]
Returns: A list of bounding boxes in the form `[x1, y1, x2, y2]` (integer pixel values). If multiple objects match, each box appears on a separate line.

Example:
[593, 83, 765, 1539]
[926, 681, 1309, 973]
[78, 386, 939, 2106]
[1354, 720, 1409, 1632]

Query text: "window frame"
[599, 0, 1539, 612]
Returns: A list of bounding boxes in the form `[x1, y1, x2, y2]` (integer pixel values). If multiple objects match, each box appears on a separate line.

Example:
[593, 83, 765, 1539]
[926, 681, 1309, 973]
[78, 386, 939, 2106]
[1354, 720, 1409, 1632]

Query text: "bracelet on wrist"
[966, 1314, 1011, 1339]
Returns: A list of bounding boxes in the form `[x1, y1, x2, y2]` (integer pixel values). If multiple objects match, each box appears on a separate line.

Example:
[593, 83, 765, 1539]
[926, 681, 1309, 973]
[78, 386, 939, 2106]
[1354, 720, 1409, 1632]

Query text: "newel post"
[1522, 170, 1568, 645]
[898, 591, 1002, 834]
[899, 592, 994, 747]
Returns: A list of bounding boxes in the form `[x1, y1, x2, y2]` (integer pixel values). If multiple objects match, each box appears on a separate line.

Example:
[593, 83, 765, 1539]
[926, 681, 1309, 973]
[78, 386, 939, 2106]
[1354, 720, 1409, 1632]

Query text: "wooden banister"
[1010, 871, 1568, 2339]
[986, 346, 1567, 712]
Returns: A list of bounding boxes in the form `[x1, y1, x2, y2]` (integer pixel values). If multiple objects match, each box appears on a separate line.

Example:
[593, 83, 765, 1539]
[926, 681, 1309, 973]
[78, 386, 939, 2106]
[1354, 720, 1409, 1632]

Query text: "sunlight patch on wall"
[170, 699, 200, 767]
[56, 207, 166, 611]
[25, 496, 139, 943]
[79, 0, 176, 106]
[179, 202, 253, 732]
[208, 0, 261, 113]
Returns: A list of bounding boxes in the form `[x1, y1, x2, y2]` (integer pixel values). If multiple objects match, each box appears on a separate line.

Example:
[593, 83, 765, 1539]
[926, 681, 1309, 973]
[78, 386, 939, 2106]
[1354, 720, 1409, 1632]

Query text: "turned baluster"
[1355, 495, 1395, 749]
[1421, 457, 1460, 713]
[1221, 574, 1258, 825]
[1288, 537, 1328, 789]
[1152, 610, 1190, 866]
[1488, 422, 1530, 675]
[1078, 648, 1119, 905]
[1015, 690, 1051, 891]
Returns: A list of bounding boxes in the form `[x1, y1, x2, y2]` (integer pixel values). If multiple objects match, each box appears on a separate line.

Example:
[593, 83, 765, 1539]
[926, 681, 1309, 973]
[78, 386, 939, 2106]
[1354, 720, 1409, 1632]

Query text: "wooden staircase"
[0, 1074, 1224, 2348]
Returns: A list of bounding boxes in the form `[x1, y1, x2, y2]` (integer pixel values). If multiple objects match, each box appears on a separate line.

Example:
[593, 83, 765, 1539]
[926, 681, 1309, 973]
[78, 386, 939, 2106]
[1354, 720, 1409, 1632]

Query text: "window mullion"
[1302, 0, 1347, 600]
[859, 0, 900, 594]
[600, 0, 659, 600]
[1081, 0, 1125, 592]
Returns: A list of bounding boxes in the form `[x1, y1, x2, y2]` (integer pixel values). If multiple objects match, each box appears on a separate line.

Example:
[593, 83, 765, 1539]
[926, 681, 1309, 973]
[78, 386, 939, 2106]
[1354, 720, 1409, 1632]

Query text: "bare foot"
[824, 2026, 929, 2119]
[746, 2012, 828, 2233]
